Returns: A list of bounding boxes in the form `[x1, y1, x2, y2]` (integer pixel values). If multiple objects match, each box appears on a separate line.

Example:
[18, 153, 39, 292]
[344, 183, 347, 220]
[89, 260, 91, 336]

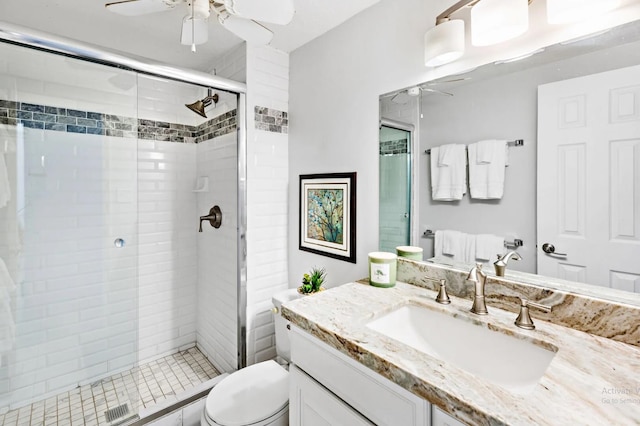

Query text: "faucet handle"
[515, 298, 552, 330]
[435, 279, 451, 305]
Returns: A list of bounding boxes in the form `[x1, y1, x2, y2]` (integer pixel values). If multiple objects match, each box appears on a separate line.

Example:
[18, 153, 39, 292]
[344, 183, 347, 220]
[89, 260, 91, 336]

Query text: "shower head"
[186, 89, 219, 118]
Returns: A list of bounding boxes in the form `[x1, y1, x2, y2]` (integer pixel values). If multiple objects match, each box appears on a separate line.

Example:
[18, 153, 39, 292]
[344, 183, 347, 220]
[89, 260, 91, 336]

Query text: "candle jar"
[368, 252, 397, 288]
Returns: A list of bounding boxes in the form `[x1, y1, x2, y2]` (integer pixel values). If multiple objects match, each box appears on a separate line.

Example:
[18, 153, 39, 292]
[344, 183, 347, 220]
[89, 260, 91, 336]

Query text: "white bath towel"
[435, 230, 476, 264]
[475, 234, 505, 261]
[468, 140, 507, 199]
[431, 144, 467, 201]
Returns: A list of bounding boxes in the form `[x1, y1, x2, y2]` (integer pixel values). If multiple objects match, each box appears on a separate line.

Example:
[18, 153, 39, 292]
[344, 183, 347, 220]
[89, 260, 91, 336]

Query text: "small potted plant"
[298, 267, 327, 295]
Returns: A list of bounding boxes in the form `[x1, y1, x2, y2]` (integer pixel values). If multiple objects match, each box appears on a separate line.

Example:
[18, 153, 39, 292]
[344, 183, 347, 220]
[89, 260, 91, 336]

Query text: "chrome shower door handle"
[541, 243, 567, 256]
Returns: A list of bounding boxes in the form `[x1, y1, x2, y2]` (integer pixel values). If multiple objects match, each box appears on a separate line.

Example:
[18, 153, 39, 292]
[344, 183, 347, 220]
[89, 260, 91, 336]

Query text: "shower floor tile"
[0, 346, 220, 426]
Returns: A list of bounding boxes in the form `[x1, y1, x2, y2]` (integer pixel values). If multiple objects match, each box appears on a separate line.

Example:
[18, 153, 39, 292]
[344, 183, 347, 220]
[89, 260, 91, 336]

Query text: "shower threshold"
[0, 346, 221, 426]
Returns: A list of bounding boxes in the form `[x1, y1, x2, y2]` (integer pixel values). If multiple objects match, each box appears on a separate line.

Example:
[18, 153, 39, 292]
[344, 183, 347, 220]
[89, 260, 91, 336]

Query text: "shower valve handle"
[199, 205, 222, 232]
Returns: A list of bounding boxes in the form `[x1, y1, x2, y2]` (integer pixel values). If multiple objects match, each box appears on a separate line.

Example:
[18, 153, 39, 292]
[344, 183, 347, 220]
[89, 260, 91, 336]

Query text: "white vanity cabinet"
[289, 326, 433, 426]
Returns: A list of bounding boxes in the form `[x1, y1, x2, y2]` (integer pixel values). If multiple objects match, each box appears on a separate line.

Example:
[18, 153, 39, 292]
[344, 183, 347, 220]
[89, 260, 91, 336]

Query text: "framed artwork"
[299, 172, 357, 263]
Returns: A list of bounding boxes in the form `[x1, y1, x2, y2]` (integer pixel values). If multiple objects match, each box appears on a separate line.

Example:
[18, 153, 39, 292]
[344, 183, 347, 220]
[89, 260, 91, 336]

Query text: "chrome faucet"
[466, 262, 488, 315]
[493, 251, 521, 277]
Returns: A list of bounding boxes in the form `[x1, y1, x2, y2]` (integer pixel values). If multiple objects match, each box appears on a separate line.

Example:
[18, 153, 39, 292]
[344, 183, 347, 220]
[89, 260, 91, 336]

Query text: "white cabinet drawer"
[432, 407, 467, 426]
[290, 364, 375, 426]
[290, 326, 430, 426]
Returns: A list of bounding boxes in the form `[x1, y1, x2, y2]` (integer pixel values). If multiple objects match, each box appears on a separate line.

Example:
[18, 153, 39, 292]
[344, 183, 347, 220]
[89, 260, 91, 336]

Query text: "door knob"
[541, 243, 567, 256]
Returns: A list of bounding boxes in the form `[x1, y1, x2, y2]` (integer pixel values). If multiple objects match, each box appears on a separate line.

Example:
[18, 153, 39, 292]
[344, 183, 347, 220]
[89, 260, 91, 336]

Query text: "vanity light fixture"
[424, 0, 530, 67]
[424, 0, 475, 67]
[471, 0, 529, 46]
[547, 0, 621, 24]
[424, 18, 466, 67]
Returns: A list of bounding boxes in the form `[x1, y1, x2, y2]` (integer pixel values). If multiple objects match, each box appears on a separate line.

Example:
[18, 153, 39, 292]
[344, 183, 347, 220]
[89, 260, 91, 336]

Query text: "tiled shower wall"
[1, 120, 237, 409]
[196, 133, 238, 373]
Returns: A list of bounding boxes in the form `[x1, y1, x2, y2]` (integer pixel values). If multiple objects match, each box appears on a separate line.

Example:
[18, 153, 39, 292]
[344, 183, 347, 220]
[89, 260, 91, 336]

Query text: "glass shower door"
[379, 125, 412, 253]
[0, 41, 140, 419]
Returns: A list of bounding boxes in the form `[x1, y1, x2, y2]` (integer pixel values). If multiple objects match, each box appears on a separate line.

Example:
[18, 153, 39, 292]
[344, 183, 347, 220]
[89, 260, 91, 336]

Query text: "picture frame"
[299, 172, 357, 263]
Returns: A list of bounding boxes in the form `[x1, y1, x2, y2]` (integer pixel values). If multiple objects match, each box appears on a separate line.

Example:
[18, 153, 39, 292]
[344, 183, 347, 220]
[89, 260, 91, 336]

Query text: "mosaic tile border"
[380, 138, 408, 155]
[0, 100, 237, 143]
[255, 106, 288, 134]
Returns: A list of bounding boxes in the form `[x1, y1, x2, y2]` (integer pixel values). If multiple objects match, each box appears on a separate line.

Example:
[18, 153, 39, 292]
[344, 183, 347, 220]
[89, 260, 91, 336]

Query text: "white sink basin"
[366, 304, 557, 395]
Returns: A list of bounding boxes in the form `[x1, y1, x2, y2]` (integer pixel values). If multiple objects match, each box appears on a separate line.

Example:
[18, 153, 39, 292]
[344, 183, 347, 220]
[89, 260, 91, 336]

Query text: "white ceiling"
[0, 0, 380, 72]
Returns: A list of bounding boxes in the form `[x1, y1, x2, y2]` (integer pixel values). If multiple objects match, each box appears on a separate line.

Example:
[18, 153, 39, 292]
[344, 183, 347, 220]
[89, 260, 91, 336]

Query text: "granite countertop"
[281, 281, 640, 426]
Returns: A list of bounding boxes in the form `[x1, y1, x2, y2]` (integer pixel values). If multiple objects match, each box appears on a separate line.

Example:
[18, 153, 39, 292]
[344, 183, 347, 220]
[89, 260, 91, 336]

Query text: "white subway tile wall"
[136, 139, 198, 364]
[196, 133, 238, 373]
[244, 45, 290, 364]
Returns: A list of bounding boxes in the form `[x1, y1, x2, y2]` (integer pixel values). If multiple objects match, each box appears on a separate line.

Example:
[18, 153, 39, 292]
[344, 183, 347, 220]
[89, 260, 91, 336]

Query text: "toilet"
[201, 288, 301, 426]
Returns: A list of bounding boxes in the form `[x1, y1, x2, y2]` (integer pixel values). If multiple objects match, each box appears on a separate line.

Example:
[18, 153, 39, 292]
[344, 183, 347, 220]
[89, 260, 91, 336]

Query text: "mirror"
[379, 20, 640, 304]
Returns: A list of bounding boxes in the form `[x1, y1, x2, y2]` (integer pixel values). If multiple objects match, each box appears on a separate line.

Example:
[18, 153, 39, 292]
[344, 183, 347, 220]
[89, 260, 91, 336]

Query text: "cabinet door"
[290, 364, 374, 426]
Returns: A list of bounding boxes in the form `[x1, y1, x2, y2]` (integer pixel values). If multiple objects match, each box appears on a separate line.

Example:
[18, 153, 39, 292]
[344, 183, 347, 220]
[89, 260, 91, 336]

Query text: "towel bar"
[424, 139, 523, 155]
[422, 229, 523, 248]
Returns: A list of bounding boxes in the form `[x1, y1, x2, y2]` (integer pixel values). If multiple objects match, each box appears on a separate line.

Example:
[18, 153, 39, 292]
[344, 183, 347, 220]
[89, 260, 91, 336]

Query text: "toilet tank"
[272, 288, 302, 363]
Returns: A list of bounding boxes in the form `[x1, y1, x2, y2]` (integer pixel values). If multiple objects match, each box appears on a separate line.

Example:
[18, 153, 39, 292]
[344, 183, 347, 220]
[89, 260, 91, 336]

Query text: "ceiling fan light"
[547, 0, 621, 24]
[181, 16, 209, 45]
[424, 19, 465, 67]
[471, 0, 529, 46]
[223, 0, 295, 25]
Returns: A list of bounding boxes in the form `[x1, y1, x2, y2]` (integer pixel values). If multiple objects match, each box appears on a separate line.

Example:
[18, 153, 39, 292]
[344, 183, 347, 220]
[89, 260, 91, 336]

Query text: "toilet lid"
[205, 360, 289, 426]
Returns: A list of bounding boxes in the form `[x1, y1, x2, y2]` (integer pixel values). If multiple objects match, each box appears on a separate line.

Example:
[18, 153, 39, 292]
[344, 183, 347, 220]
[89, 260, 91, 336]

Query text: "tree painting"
[306, 188, 344, 244]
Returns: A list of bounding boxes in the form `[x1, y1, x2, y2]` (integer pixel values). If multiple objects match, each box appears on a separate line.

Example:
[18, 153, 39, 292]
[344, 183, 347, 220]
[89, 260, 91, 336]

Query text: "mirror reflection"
[380, 20, 640, 299]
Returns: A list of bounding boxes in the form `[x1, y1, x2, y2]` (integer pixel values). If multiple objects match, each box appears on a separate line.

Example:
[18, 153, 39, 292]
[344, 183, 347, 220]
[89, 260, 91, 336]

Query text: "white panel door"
[538, 64, 640, 291]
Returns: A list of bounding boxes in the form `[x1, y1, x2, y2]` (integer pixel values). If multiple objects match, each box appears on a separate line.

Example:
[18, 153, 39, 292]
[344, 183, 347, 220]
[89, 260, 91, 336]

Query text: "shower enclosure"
[0, 23, 246, 424]
[379, 121, 413, 253]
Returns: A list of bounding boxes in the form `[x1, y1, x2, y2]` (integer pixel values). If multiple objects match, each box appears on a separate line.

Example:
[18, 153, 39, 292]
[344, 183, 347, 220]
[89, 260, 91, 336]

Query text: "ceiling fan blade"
[105, 0, 178, 16]
[424, 77, 470, 86]
[218, 13, 273, 45]
[223, 0, 294, 25]
[423, 88, 453, 97]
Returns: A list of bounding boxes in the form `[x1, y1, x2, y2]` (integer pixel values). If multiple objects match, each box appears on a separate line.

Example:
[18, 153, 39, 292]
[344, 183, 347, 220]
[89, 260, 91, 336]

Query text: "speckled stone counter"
[281, 281, 640, 426]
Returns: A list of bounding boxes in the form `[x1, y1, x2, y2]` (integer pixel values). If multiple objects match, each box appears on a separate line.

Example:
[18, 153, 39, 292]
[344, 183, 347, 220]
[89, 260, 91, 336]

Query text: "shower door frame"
[0, 21, 249, 370]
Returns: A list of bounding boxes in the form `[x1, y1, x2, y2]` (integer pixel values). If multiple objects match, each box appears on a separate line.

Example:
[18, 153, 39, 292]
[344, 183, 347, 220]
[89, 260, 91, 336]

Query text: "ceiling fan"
[105, 0, 295, 50]
[382, 77, 471, 104]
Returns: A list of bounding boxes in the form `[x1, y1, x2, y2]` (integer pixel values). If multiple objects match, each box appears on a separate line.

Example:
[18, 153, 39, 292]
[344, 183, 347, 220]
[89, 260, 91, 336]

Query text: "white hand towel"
[431, 144, 467, 201]
[468, 140, 507, 199]
[475, 234, 505, 261]
[438, 144, 456, 166]
[462, 233, 477, 264]
[476, 140, 497, 164]
[0, 153, 11, 209]
[442, 230, 462, 256]
[434, 230, 444, 257]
